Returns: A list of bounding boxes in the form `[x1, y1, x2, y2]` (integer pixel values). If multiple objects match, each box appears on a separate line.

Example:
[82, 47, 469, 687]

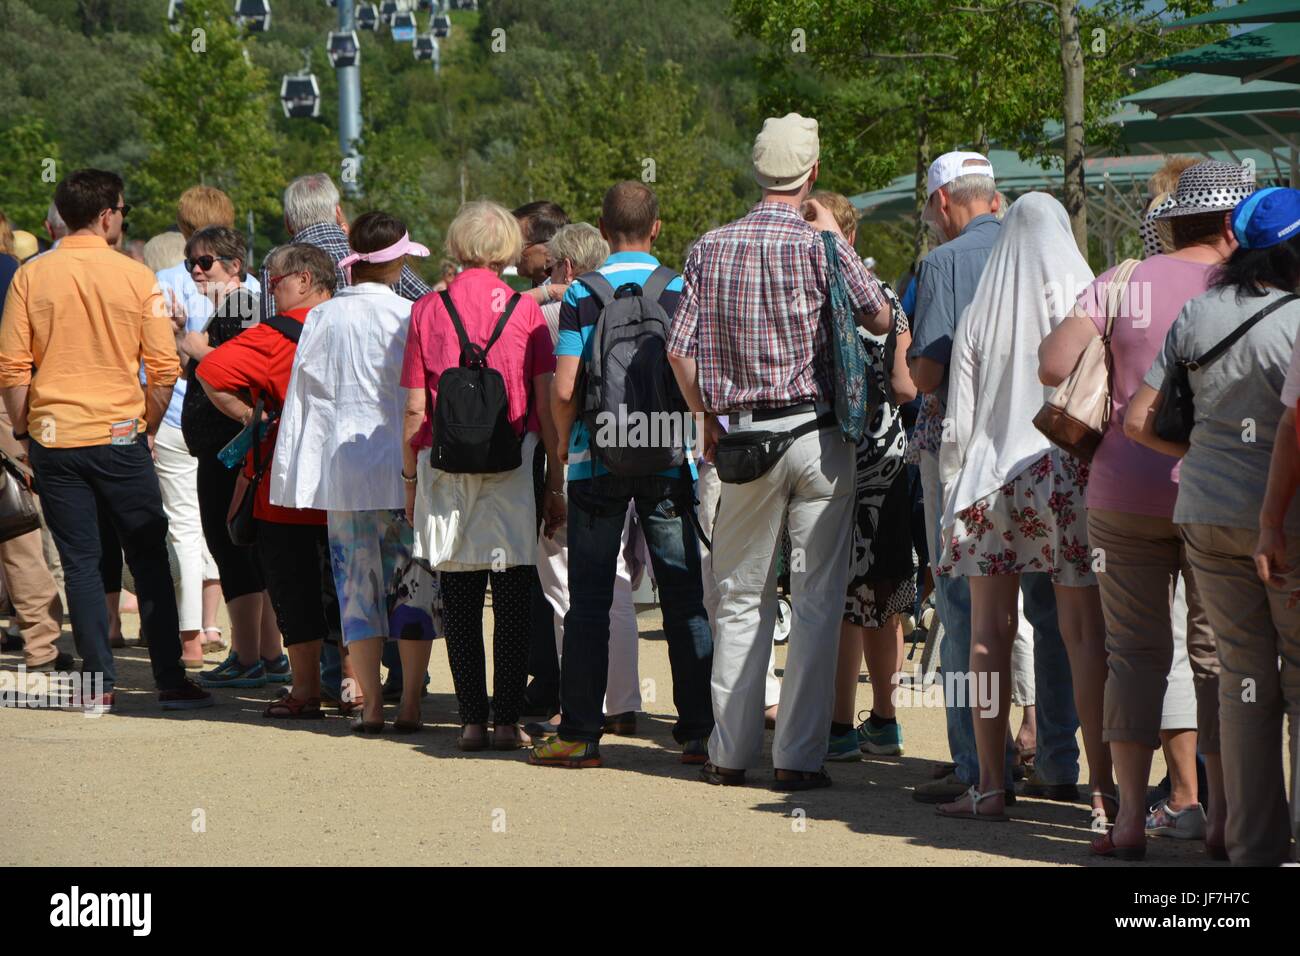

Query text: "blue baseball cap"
[1231, 187, 1300, 250]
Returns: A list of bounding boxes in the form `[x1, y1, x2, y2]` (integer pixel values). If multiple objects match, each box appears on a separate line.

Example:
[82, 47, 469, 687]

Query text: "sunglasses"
[187, 255, 234, 272]
[108, 204, 132, 218]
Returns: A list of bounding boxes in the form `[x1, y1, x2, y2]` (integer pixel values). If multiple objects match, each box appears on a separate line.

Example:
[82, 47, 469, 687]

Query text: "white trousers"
[536, 502, 641, 715]
[708, 413, 856, 772]
[153, 423, 218, 632]
[697, 461, 779, 708]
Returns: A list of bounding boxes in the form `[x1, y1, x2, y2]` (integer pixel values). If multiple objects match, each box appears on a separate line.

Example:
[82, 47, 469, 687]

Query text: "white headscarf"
[939, 192, 1095, 533]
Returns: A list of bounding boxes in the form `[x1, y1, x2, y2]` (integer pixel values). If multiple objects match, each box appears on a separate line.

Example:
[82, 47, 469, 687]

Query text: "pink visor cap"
[338, 232, 430, 281]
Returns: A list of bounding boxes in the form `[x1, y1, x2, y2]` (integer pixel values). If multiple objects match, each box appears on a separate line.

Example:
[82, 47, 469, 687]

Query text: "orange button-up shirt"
[0, 235, 180, 448]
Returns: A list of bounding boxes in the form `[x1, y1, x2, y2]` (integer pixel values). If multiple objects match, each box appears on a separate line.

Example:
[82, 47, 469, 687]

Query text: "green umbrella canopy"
[1125, 71, 1300, 118]
[850, 148, 1285, 224]
[1166, 0, 1300, 30]
[1142, 23, 1300, 84]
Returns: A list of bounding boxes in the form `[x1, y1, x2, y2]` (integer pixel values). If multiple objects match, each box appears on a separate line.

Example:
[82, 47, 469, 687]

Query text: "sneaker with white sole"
[1146, 798, 1207, 840]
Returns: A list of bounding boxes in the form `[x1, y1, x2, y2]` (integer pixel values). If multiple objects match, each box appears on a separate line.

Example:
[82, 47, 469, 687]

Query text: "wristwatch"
[12, 429, 29, 442]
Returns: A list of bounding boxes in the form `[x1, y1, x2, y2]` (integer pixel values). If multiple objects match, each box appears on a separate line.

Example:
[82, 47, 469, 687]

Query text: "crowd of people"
[0, 110, 1297, 867]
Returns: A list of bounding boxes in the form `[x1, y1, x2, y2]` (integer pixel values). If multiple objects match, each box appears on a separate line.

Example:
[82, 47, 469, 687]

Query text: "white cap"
[926, 151, 995, 199]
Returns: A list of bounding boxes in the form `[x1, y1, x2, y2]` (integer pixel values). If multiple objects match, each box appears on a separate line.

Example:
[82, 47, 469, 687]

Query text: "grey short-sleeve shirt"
[1145, 286, 1300, 532]
[907, 214, 1001, 404]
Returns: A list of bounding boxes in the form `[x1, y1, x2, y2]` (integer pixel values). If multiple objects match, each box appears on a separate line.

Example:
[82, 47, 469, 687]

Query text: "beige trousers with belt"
[708, 411, 855, 772]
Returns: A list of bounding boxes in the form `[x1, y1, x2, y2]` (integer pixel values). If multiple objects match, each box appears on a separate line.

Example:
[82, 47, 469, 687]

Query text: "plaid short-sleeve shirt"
[667, 200, 885, 413]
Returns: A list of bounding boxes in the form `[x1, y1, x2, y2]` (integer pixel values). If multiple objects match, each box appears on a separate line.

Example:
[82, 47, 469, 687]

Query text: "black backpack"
[578, 266, 687, 477]
[431, 289, 524, 474]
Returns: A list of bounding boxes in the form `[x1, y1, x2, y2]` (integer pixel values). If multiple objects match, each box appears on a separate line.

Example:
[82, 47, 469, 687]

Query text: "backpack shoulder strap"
[262, 313, 302, 343]
[438, 290, 473, 355]
[640, 265, 677, 305]
[481, 292, 522, 357]
[576, 271, 615, 309]
[1188, 293, 1298, 371]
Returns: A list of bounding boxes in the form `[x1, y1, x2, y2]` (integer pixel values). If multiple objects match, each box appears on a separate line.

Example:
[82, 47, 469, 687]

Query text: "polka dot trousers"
[439, 565, 534, 726]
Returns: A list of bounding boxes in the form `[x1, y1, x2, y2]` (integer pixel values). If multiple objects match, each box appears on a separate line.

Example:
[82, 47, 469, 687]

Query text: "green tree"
[0, 118, 62, 230]
[514, 49, 747, 268]
[131, 0, 284, 237]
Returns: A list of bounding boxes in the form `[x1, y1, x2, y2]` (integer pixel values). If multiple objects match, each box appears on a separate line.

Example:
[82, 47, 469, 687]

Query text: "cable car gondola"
[280, 74, 321, 119]
[356, 3, 379, 30]
[167, 0, 185, 29]
[391, 12, 417, 42]
[417, 0, 433, 11]
[379, 0, 399, 24]
[235, 0, 271, 32]
[413, 34, 438, 62]
[327, 30, 360, 68]
[432, 14, 450, 38]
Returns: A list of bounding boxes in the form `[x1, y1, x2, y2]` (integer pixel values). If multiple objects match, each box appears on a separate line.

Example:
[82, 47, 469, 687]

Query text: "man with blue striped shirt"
[529, 183, 714, 769]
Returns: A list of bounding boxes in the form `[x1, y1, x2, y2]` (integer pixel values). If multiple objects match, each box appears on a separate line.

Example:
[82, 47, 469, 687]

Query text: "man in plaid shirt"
[260, 173, 429, 320]
[668, 113, 891, 790]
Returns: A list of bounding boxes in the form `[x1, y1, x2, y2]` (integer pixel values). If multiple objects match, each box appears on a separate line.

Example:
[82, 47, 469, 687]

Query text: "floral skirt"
[937, 451, 1096, 587]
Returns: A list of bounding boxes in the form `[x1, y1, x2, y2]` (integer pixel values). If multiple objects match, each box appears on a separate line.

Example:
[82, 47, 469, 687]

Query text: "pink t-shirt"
[400, 268, 556, 449]
[1074, 255, 1216, 517]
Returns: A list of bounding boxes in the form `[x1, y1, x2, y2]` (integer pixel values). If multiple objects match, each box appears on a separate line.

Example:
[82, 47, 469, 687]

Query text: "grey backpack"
[578, 266, 687, 477]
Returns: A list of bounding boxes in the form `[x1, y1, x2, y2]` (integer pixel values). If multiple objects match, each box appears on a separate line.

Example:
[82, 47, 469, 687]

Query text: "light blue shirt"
[154, 264, 261, 430]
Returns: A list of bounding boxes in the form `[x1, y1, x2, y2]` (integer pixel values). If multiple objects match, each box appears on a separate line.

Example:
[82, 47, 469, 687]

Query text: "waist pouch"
[714, 412, 836, 484]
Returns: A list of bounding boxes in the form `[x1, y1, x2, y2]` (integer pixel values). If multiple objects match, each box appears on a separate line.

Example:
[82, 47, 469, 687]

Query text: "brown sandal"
[459, 725, 487, 751]
[491, 725, 532, 750]
[774, 767, 833, 792]
[263, 695, 323, 719]
[699, 761, 746, 786]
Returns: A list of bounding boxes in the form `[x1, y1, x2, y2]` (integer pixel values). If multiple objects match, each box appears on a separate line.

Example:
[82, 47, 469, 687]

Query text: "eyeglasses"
[267, 271, 305, 293]
[108, 204, 132, 218]
[187, 255, 233, 272]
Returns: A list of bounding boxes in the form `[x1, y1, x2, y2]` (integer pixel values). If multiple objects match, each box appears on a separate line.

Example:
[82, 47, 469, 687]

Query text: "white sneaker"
[1146, 798, 1207, 840]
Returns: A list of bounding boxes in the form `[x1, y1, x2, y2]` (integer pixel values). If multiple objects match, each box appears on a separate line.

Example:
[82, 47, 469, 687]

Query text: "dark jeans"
[560, 475, 713, 745]
[29, 437, 186, 693]
[197, 454, 263, 601]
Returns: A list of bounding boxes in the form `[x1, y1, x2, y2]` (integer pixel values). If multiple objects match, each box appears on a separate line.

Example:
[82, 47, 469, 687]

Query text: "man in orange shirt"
[0, 168, 213, 713]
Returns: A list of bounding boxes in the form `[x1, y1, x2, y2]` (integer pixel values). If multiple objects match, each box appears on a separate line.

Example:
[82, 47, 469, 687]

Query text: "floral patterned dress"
[844, 293, 917, 628]
[937, 449, 1096, 587]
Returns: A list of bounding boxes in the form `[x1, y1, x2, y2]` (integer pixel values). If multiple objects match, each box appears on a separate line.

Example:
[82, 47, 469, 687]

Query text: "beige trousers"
[1088, 508, 1218, 752]
[1181, 522, 1298, 867]
[0, 406, 64, 667]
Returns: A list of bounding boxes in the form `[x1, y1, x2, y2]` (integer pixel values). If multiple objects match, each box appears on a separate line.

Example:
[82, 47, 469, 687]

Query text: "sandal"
[699, 761, 746, 786]
[350, 715, 385, 734]
[263, 694, 323, 719]
[936, 785, 1008, 822]
[200, 626, 225, 654]
[1090, 830, 1145, 860]
[773, 767, 832, 792]
[391, 719, 423, 734]
[491, 725, 532, 750]
[1090, 791, 1118, 832]
[459, 724, 488, 752]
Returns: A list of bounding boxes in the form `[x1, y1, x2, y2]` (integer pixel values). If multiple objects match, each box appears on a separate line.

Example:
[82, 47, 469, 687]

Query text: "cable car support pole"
[338, 0, 364, 196]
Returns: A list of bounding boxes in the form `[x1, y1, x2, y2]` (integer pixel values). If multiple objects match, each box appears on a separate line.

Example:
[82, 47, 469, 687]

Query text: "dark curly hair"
[1212, 233, 1300, 301]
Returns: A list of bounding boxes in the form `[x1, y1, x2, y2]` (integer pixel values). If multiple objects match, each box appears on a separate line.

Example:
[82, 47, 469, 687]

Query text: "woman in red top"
[198, 243, 342, 719]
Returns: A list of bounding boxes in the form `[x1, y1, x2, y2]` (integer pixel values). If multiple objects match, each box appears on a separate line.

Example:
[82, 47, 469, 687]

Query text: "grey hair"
[46, 201, 68, 238]
[944, 172, 998, 207]
[283, 173, 341, 233]
[263, 242, 338, 295]
[547, 223, 609, 275]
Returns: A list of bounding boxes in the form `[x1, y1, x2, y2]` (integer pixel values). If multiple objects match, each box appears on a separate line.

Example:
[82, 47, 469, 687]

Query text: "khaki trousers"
[1181, 522, 1299, 867]
[708, 412, 855, 772]
[0, 406, 64, 667]
[1088, 508, 1218, 751]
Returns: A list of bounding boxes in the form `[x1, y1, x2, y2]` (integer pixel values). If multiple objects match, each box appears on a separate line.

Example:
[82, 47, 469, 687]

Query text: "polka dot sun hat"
[1152, 160, 1256, 219]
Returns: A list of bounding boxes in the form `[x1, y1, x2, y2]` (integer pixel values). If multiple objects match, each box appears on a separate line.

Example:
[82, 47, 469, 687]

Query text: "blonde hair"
[1147, 156, 1198, 200]
[445, 200, 523, 271]
[547, 222, 609, 275]
[143, 232, 187, 272]
[807, 191, 858, 242]
[177, 185, 236, 239]
[0, 210, 13, 257]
